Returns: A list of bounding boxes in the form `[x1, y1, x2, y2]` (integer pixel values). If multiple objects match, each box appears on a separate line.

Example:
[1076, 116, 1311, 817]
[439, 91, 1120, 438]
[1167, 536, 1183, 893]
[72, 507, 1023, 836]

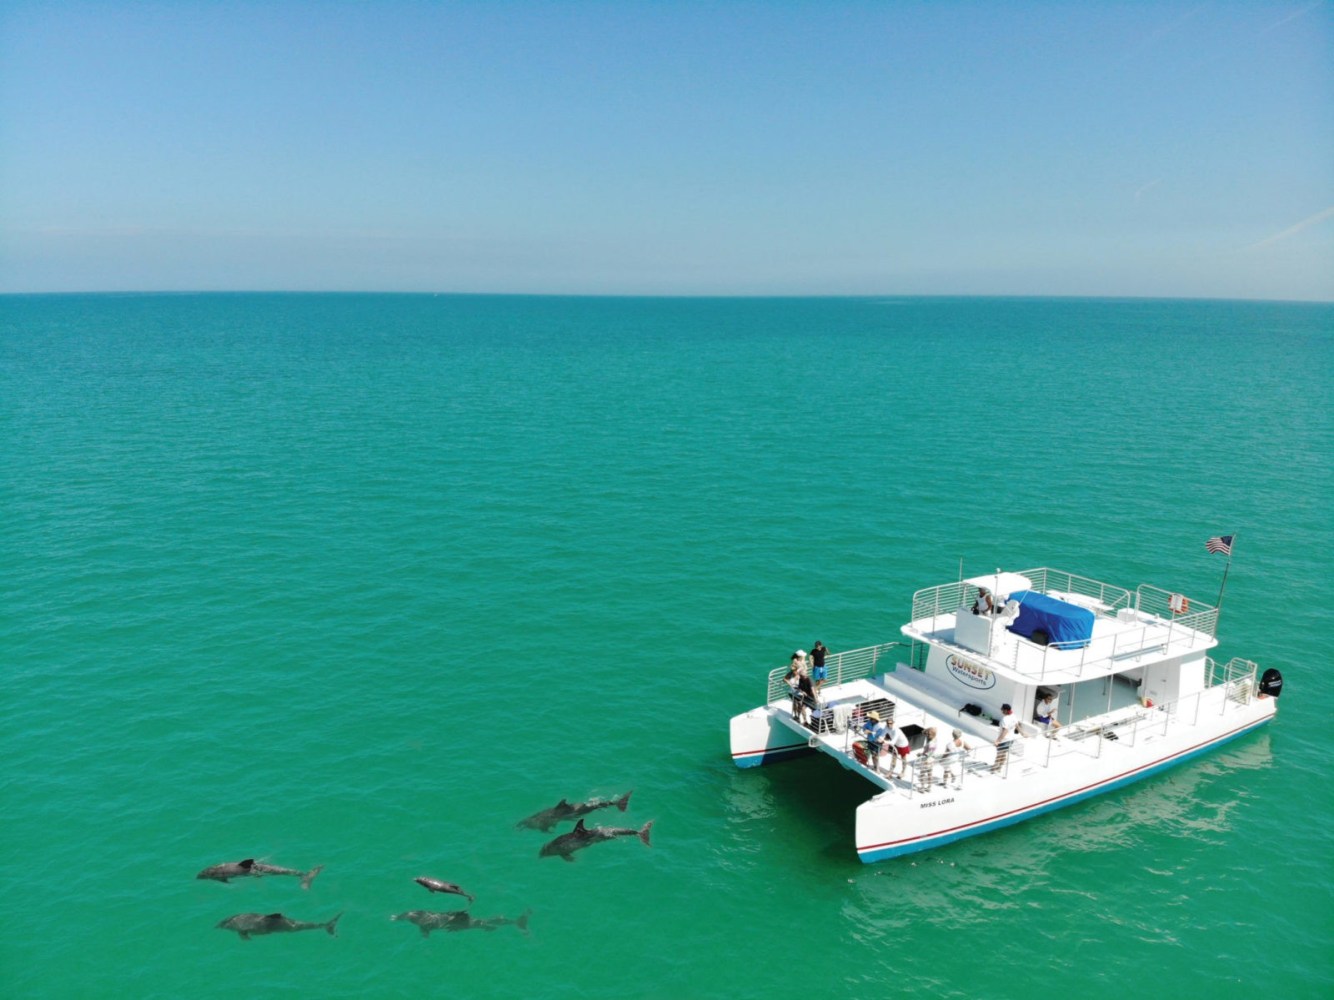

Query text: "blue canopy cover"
[1005, 590, 1095, 648]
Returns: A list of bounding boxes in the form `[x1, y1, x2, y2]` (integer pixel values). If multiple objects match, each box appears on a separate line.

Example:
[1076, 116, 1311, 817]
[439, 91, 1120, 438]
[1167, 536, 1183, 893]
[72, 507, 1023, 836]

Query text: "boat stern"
[729, 706, 814, 768]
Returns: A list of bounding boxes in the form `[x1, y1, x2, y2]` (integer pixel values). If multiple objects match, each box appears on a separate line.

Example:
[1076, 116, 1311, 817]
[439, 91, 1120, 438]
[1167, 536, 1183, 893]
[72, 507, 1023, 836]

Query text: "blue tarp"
[1005, 590, 1095, 649]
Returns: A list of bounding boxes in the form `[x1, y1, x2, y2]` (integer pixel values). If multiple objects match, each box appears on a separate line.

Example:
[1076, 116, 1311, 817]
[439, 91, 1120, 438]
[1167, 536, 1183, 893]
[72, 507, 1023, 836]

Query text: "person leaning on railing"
[942, 729, 971, 789]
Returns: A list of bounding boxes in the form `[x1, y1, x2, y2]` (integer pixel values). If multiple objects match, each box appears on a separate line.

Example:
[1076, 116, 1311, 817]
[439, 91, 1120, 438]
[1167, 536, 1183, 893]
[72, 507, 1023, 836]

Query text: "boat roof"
[962, 571, 1032, 596]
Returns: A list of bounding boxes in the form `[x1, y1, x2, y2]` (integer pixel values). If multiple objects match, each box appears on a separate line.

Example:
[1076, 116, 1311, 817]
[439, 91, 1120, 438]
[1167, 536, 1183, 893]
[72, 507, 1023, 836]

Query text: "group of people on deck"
[862, 714, 974, 788]
[785, 640, 1063, 785]
[783, 643, 828, 725]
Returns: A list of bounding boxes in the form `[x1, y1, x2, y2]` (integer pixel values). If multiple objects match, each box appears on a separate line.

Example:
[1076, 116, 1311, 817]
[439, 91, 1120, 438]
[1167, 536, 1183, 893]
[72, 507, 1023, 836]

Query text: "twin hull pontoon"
[729, 568, 1280, 863]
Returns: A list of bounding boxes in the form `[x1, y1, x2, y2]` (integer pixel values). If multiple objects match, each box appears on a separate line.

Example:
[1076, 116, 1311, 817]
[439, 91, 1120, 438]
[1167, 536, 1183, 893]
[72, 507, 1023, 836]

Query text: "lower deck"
[736, 661, 1270, 812]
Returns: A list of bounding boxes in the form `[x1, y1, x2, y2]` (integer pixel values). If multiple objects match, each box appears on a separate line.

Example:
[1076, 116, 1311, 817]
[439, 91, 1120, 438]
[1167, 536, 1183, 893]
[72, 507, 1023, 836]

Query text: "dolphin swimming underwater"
[216, 911, 342, 940]
[414, 877, 475, 903]
[538, 818, 654, 862]
[197, 858, 324, 889]
[517, 791, 632, 832]
[391, 909, 531, 936]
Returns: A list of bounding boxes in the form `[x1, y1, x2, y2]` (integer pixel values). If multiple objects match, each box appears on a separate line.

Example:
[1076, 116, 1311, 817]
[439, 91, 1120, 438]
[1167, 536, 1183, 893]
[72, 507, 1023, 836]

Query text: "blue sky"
[2, 1, 1330, 299]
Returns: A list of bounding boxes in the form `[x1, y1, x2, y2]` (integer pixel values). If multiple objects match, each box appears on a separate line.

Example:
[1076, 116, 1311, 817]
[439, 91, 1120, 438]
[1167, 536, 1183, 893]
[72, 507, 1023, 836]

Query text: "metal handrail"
[764, 641, 910, 704]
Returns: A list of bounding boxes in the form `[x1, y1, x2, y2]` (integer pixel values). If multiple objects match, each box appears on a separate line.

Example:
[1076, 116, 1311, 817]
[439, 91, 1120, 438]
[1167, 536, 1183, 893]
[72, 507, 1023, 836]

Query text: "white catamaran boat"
[729, 567, 1282, 863]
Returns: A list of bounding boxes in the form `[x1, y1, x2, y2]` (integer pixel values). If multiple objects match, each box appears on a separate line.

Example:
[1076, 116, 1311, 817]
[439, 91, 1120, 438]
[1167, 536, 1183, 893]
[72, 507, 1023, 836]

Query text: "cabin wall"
[922, 645, 1029, 719]
[1141, 652, 1207, 705]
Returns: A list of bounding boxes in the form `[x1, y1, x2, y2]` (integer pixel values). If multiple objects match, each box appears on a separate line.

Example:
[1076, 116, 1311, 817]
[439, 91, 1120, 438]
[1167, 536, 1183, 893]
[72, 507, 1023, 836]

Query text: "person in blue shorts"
[810, 641, 829, 693]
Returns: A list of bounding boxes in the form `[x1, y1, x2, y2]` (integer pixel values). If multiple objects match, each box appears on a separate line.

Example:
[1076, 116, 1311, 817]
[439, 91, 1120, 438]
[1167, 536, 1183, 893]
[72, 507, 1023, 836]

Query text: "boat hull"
[729, 706, 816, 768]
[854, 705, 1275, 862]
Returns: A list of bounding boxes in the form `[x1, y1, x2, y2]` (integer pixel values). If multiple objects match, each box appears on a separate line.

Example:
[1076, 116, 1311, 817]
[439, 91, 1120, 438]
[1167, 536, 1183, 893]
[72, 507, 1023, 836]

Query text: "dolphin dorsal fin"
[239, 859, 255, 868]
[558, 798, 570, 807]
[266, 912, 283, 919]
[574, 819, 587, 831]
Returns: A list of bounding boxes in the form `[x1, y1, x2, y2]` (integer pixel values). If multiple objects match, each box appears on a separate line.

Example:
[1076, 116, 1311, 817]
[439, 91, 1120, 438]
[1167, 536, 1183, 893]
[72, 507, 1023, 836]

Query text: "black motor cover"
[1259, 667, 1284, 698]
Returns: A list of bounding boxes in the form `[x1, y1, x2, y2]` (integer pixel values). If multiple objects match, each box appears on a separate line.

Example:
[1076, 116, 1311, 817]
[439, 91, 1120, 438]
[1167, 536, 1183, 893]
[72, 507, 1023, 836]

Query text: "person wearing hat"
[942, 728, 972, 788]
[862, 711, 888, 771]
[991, 703, 1020, 773]
[785, 651, 814, 725]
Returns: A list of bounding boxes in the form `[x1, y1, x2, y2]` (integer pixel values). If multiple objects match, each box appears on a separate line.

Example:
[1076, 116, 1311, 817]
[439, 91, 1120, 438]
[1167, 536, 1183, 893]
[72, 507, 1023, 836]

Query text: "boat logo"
[946, 654, 996, 690]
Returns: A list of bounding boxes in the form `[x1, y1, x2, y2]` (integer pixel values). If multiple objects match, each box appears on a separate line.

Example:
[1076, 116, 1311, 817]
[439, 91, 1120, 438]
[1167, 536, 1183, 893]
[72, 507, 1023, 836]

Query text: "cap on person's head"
[795, 649, 806, 658]
[951, 728, 962, 738]
[867, 711, 880, 721]
[1002, 703, 1012, 712]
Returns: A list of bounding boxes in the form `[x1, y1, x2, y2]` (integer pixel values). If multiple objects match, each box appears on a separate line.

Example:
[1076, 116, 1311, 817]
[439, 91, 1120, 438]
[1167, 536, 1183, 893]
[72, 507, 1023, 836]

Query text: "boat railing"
[911, 568, 1221, 682]
[1000, 615, 1217, 681]
[765, 641, 910, 705]
[911, 567, 1134, 628]
[1135, 584, 1220, 639]
[1028, 655, 1260, 764]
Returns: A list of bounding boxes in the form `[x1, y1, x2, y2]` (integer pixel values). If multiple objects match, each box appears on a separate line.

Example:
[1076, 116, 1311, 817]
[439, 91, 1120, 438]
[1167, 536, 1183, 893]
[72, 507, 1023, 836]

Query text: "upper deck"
[902, 567, 1219, 685]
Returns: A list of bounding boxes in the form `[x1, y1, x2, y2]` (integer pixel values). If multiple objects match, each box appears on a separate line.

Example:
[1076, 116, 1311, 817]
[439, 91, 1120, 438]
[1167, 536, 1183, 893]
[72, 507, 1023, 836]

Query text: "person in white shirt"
[887, 722, 912, 778]
[991, 703, 1020, 773]
[1034, 691, 1062, 732]
[972, 587, 994, 615]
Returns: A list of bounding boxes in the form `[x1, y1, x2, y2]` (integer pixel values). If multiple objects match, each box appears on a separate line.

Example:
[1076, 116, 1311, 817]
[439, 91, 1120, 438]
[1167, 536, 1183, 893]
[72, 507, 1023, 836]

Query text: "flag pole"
[1215, 533, 1236, 613]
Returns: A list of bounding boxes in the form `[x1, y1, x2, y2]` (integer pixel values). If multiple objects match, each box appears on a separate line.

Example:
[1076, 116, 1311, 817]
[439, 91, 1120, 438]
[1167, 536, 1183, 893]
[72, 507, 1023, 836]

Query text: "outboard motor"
[1259, 667, 1284, 699]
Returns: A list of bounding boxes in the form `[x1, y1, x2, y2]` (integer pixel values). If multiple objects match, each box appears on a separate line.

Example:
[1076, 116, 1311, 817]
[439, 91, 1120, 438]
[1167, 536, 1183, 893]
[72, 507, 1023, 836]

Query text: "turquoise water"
[2, 294, 1331, 999]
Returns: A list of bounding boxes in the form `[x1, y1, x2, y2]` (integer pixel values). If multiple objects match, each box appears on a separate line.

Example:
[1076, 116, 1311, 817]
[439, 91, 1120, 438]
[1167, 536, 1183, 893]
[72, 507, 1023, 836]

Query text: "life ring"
[1168, 593, 1189, 615]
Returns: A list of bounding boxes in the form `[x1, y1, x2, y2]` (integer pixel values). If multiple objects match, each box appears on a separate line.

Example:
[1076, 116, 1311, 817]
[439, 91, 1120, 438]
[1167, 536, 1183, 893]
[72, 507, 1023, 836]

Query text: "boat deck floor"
[772, 677, 1163, 798]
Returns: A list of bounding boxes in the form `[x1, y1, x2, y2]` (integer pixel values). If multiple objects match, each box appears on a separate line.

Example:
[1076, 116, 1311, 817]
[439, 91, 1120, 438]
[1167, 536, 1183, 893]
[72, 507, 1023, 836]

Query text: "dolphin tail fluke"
[325, 912, 343, 937]
[302, 864, 325, 890]
[639, 820, 654, 847]
[616, 791, 632, 812]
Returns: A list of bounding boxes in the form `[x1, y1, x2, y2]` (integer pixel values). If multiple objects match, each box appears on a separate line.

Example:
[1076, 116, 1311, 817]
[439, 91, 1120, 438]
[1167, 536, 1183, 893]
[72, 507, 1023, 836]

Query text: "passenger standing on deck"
[972, 587, 994, 615]
[887, 721, 912, 779]
[810, 641, 829, 693]
[786, 651, 813, 724]
[943, 728, 972, 788]
[863, 711, 888, 771]
[916, 727, 941, 789]
[991, 704, 1020, 773]
[1035, 691, 1062, 733]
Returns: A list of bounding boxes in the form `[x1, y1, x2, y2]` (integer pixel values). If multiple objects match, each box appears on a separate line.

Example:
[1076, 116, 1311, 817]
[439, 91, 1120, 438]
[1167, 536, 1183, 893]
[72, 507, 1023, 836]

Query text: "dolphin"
[216, 911, 342, 940]
[414, 876, 475, 903]
[538, 818, 654, 862]
[391, 909, 531, 937]
[517, 791, 632, 832]
[197, 858, 324, 889]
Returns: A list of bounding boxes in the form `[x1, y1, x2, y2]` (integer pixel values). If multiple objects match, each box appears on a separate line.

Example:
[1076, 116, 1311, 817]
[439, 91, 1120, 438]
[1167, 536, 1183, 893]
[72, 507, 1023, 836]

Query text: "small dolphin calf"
[392, 909, 531, 937]
[217, 911, 342, 940]
[197, 858, 324, 889]
[539, 818, 654, 862]
[517, 791, 633, 832]
[414, 876, 475, 903]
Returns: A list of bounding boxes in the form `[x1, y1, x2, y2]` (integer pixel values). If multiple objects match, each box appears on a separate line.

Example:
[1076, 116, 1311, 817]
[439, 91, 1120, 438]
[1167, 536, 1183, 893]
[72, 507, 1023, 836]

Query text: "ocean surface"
[2, 293, 1331, 999]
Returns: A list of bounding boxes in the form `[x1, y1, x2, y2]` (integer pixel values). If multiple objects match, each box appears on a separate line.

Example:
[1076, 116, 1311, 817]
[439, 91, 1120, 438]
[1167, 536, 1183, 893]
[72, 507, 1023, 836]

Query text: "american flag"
[1205, 535, 1233, 556]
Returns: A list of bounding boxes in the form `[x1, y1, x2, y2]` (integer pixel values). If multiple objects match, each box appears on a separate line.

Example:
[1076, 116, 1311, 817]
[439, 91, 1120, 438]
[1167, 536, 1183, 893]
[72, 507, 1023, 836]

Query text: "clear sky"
[2, 1, 1330, 299]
